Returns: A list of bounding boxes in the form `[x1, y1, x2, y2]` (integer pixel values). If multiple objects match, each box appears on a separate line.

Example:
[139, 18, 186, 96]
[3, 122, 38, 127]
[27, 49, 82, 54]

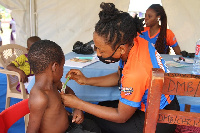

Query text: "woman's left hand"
[72, 109, 84, 124]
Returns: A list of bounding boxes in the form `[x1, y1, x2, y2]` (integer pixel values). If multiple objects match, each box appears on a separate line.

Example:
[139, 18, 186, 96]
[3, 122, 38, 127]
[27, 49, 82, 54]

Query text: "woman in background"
[140, 4, 181, 55]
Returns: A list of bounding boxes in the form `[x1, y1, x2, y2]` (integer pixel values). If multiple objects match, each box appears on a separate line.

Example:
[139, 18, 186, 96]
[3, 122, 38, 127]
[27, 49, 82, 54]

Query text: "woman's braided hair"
[149, 4, 168, 54]
[95, 2, 144, 49]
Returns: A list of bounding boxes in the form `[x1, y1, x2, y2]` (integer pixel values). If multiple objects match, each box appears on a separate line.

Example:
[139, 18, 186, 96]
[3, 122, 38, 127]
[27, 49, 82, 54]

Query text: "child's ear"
[52, 62, 58, 72]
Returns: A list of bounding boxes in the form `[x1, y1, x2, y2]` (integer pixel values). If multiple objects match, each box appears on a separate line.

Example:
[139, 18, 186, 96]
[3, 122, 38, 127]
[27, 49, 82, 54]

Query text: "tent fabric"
[1, 0, 199, 53]
[0, 0, 31, 48]
[162, 0, 200, 53]
[0, 0, 130, 54]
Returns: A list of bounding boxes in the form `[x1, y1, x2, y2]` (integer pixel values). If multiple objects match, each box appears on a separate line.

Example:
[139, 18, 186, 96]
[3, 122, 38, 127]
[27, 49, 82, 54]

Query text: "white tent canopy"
[0, 0, 130, 54]
[162, 0, 200, 53]
[0, 0, 199, 53]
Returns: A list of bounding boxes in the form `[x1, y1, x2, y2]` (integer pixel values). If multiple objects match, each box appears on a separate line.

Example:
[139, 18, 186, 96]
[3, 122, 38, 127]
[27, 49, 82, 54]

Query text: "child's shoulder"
[29, 87, 49, 106]
[30, 84, 48, 97]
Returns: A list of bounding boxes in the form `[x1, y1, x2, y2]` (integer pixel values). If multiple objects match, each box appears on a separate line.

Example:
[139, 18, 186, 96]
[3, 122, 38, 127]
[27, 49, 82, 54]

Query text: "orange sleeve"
[121, 62, 149, 102]
[166, 29, 178, 46]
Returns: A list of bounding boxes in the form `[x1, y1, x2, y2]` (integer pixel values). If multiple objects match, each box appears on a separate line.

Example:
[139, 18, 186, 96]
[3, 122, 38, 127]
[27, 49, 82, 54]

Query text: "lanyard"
[118, 67, 123, 91]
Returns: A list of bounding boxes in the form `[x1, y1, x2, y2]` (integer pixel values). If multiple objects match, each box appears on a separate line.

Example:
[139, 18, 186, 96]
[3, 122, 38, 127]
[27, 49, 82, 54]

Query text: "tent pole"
[29, 0, 33, 36]
[34, 0, 37, 36]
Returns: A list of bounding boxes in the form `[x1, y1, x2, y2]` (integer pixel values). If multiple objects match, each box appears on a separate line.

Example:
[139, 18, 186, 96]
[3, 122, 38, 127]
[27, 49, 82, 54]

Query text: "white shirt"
[10, 19, 16, 31]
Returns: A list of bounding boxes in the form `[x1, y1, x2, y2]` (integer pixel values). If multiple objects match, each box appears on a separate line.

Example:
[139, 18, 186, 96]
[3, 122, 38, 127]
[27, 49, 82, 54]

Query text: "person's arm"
[84, 72, 119, 87]
[166, 29, 182, 55]
[27, 91, 48, 133]
[56, 81, 84, 124]
[61, 93, 137, 123]
[65, 85, 84, 124]
[66, 66, 120, 87]
[6, 63, 28, 83]
[172, 45, 182, 55]
[61, 66, 147, 123]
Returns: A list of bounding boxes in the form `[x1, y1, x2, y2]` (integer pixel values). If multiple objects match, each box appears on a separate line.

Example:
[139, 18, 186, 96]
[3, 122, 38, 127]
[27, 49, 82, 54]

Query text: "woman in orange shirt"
[140, 4, 181, 55]
[61, 3, 180, 133]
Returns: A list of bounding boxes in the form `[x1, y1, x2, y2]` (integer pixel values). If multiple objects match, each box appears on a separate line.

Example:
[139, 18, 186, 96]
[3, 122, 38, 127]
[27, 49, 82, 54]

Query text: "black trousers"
[66, 115, 101, 133]
[85, 96, 180, 133]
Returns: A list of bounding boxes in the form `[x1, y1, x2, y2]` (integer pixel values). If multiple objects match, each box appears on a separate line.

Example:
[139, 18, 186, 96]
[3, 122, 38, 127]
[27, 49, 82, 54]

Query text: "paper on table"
[166, 61, 189, 67]
[173, 58, 194, 64]
[64, 57, 99, 68]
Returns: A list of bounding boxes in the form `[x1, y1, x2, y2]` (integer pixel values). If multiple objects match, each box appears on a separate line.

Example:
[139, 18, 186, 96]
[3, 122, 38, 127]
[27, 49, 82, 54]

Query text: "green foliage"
[0, 5, 6, 11]
[0, 4, 11, 19]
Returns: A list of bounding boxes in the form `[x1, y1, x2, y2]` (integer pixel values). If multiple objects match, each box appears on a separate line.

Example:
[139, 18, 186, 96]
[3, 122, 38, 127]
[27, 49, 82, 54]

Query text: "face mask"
[97, 44, 122, 64]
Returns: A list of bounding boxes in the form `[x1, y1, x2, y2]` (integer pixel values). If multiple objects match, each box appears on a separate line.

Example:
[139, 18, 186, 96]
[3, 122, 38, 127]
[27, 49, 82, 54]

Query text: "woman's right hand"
[66, 69, 87, 85]
[60, 92, 80, 109]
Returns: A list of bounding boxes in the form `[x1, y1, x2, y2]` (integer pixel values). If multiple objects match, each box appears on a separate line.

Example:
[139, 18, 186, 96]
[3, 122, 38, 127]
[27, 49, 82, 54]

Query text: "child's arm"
[6, 63, 28, 83]
[27, 91, 48, 133]
[65, 86, 84, 124]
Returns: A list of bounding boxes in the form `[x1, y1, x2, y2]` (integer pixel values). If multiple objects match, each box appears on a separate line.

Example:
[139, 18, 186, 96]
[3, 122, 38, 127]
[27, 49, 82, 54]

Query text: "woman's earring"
[157, 18, 160, 21]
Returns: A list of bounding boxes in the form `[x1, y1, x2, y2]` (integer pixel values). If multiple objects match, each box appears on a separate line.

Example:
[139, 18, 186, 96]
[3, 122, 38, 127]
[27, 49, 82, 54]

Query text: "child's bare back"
[26, 40, 69, 133]
[28, 82, 69, 133]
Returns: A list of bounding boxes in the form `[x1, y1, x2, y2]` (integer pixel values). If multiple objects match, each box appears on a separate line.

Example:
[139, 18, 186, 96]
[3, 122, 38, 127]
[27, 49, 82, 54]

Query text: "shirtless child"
[26, 40, 85, 133]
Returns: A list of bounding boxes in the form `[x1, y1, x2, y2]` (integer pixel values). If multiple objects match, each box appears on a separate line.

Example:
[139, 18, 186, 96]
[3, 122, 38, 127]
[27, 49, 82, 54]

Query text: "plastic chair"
[0, 99, 30, 133]
[143, 68, 200, 133]
[0, 44, 29, 109]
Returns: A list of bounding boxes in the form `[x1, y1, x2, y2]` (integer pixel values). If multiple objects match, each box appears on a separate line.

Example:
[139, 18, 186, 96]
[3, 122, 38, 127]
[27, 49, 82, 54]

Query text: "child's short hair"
[28, 40, 64, 74]
[27, 36, 41, 46]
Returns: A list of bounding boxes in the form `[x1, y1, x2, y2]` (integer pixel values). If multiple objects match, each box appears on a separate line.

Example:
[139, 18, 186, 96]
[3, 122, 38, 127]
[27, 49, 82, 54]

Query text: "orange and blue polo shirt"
[119, 36, 174, 112]
[139, 27, 178, 54]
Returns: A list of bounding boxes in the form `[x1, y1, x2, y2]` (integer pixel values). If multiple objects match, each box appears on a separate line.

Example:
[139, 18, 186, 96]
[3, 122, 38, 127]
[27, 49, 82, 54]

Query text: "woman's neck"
[121, 44, 133, 62]
[149, 24, 160, 37]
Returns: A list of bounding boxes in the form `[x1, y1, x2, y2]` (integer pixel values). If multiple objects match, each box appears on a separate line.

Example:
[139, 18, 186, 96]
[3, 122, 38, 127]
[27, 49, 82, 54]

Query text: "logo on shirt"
[173, 36, 176, 41]
[120, 87, 133, 95]
[155, 51, 170, 73]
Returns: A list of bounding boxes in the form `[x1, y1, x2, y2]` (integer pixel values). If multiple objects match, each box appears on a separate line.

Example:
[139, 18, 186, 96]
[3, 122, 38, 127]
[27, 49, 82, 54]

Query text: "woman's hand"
[60, 91, 84, 124]
[66, 69, 87, 85]
[60, 92, 80, 109]
[72, 109, 84, 124]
